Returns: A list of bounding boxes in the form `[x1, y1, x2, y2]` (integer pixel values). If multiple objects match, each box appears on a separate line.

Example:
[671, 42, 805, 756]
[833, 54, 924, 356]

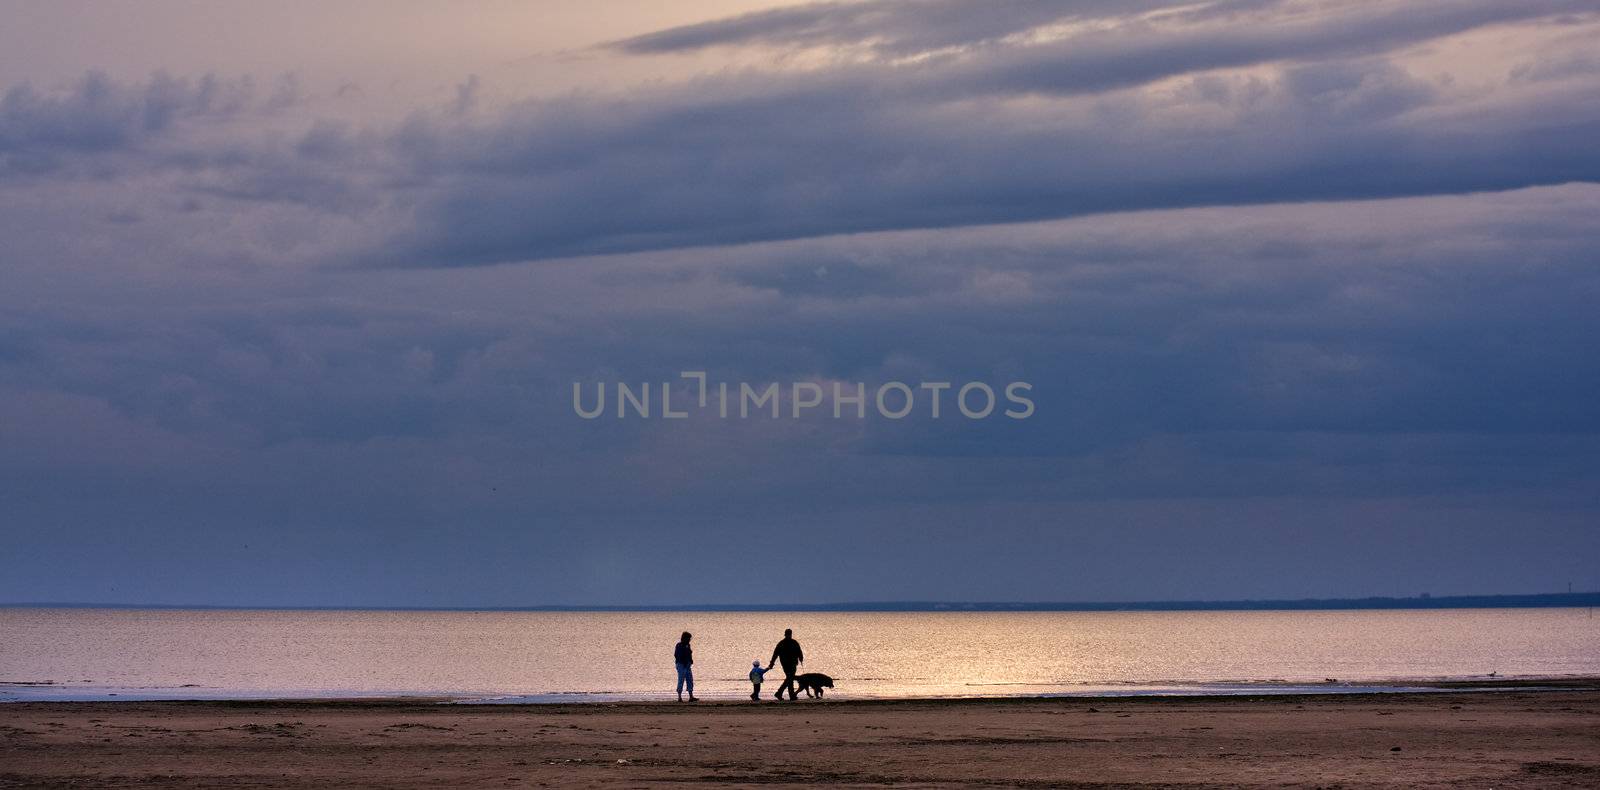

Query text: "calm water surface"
[2, 608, 1596, 702]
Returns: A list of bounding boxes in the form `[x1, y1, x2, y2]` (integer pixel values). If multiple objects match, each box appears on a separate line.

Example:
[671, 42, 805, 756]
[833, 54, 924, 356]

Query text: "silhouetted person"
[674, 631, 697, 702]
[767, 628, 803, 701]
[748, 660, 768, 701]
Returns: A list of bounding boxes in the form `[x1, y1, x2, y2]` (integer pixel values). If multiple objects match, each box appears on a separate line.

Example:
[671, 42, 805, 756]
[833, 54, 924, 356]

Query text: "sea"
[3, 607, 1596, 703]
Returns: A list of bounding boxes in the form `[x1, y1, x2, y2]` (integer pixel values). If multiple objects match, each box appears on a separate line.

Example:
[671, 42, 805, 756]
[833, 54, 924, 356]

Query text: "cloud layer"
[2, 0, 1598, 604]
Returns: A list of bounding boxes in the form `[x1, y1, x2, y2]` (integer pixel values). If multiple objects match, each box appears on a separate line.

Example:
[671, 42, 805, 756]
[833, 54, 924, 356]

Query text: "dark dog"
[794, 673, 835, 698]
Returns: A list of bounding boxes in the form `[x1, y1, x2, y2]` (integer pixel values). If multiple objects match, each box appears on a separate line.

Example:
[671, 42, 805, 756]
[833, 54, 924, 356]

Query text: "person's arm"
[796, 644, 804, 664]
[769, 644, 779, 667]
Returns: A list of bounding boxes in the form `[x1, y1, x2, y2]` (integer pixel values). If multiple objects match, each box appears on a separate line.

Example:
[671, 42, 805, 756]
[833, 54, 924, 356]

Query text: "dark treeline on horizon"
[8, 592, 1599, 612]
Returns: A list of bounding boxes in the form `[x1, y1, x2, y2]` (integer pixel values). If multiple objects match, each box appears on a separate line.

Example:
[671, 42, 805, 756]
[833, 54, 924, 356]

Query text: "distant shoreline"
[5, 591, 1598, 612]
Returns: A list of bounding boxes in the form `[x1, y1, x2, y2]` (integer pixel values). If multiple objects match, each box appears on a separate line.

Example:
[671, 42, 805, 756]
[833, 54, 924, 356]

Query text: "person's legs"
[676, 663, 695, 701]
[776, 663, 798, 700]
[750, 682, 760, 701]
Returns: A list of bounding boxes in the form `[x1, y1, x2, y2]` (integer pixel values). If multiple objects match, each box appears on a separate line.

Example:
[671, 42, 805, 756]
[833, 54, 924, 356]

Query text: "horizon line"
[4, 591, 1598, 613]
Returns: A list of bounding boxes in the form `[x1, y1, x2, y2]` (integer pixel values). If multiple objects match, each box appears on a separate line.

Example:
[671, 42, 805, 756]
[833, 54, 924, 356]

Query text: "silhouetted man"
[767, 628, 803, 701]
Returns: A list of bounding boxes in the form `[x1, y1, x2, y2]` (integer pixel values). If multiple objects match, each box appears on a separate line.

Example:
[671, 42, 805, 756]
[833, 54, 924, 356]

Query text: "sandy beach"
[4, 688, 1598, 788]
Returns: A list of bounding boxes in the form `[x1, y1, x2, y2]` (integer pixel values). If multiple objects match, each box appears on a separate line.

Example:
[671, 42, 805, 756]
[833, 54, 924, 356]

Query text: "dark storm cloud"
[610, 0, 1163, 56]
[372, 69, 1597, 267]
[15, 186, 1600, 547]
[609, 0, 1558, 61]
[4, 183, 1600, 604]
[7, 3, 1595, 267]
[354, 0, 1600, 267]
[614, 0, 1585, 97]
[0, 71, 257, 176]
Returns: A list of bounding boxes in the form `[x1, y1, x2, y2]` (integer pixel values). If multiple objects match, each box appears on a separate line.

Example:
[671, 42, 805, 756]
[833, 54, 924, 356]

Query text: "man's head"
[784, 629, 792, 638]
[681, 631, 692, 643]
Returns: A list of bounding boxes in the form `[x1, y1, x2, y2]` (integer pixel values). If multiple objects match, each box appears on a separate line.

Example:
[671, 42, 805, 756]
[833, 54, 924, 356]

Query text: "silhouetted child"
[748, 660, 768, 700]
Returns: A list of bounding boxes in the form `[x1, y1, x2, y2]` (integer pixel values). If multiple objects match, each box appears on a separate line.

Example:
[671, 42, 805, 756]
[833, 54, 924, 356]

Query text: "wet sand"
[4, 690, 1599, 788]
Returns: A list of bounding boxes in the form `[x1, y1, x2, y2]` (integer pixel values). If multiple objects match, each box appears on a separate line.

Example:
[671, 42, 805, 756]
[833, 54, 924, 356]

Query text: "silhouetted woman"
[674, 631, 697, 702]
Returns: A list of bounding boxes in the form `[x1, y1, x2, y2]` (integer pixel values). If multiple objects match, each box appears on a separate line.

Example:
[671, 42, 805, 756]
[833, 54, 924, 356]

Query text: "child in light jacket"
[748, 660, 768, 701]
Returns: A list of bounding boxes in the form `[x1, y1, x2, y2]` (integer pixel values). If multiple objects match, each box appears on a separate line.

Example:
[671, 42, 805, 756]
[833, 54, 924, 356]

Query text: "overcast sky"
[2, 0, 1598, 606]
